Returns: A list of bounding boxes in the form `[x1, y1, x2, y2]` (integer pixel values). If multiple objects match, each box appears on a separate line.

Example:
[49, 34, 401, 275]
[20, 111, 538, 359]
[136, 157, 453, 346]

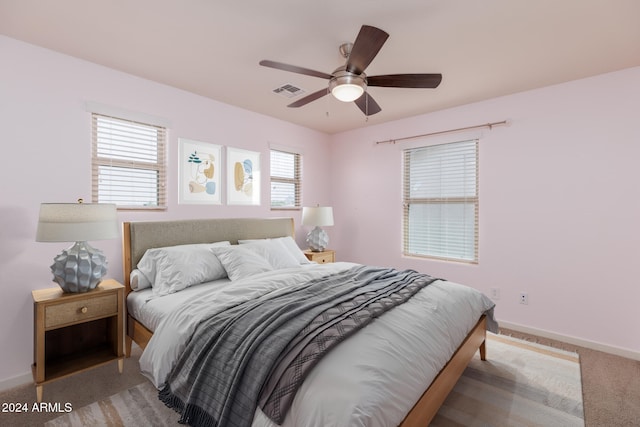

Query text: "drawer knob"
[80, 306, 88, 314]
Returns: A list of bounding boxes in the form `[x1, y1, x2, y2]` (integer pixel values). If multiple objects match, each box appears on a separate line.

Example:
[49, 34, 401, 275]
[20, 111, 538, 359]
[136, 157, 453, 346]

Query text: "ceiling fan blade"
[287, 88, 329, 108]
[367, 74, 443, 88]
[354, 92, 382, 116]
[345, 25, 389, 75]
[259, 60, 332, 80]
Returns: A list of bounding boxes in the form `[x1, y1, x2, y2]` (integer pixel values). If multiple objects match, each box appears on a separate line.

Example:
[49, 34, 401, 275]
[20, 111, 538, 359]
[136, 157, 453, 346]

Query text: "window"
[91, 113, 167, 209]
[403, 139, 478, 262]
[270, 149, 301, 209]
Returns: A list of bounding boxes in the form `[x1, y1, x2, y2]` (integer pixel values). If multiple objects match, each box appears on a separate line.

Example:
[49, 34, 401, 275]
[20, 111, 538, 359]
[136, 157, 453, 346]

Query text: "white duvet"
[139, 262, 496, 427]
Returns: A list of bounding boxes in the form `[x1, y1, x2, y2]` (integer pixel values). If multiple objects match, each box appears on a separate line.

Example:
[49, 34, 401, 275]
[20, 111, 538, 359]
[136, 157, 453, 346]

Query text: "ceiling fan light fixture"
[329, 72, 366, 102]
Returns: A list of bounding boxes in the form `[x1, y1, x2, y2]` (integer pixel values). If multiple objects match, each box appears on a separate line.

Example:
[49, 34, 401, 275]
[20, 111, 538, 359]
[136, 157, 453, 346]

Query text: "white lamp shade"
[331, 84, 364, 102]
[302, 206, 334, 227]
[329, 71, 367, 103]
[36, 203, 118, 242]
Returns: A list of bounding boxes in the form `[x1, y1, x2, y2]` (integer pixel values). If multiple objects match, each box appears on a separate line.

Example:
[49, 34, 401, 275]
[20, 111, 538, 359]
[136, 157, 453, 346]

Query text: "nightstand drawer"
[304, 249, 335, 264]
[45, 294, 118, 329]
[313, 252, 334, 263]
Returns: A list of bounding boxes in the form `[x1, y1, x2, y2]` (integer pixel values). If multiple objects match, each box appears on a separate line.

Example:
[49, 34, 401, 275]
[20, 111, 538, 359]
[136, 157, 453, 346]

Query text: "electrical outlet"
[519, 293, 528, 305]
[490, 288, 500, 300]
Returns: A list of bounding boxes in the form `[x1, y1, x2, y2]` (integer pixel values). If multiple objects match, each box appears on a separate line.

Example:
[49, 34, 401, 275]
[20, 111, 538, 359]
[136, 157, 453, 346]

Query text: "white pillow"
[137, 241, 230, 297]
[239, 239, 301, 270]
[275, 236, 311, 264]
[130, 269, 152, 291]
[210, 245, 273, 281]
[238, 236, 310, 265]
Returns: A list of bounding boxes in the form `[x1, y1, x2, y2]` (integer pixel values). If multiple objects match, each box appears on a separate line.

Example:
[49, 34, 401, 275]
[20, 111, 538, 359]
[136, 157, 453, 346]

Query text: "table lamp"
[301, 206, 334, 252]
[36, 199, 118, 293]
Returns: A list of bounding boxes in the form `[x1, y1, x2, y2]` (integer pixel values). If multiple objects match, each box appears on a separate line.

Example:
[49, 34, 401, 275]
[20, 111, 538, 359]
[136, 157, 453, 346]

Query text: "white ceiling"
[2, 0, 639, 134]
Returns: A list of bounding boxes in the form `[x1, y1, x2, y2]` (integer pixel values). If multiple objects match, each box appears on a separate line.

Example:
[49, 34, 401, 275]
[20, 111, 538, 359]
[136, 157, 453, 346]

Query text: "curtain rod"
[375, 120, 509, 145]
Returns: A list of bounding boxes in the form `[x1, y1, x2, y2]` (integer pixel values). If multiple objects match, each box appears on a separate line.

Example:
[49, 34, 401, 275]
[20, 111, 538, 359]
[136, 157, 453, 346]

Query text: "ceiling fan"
[259, 25, 442, 116]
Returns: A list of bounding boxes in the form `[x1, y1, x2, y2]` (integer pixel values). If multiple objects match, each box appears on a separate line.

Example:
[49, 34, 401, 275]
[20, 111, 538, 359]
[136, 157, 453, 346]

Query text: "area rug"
[431, 334, 584, 426]
[45, 334, 584, 427]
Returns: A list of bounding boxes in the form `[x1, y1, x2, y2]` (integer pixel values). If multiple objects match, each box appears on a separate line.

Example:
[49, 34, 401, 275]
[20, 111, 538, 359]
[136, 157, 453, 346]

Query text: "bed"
[122, 217, 497, 427]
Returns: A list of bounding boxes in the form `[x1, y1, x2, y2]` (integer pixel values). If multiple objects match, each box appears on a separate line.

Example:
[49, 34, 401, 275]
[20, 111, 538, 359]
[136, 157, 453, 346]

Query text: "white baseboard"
[499, 320, 640, 362]
[0, 371, 33, 394]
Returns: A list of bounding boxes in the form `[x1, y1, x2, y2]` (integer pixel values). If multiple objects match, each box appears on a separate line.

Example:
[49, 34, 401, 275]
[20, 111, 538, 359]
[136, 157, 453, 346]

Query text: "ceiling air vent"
[272, 83, 306, 98]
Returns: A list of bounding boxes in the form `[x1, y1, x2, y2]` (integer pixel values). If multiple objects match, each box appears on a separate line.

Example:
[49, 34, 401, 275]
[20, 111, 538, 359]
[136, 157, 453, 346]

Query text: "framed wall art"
[227, 147, 260, 205]
[178, 138, 222, 204]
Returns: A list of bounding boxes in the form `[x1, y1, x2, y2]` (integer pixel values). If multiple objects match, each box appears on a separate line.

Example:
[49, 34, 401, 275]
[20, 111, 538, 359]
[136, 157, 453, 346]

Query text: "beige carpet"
[44, 334, 583, 427]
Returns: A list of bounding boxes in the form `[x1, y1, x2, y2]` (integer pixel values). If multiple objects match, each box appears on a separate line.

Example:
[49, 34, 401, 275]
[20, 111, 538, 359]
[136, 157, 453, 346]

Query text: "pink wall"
[329, 66, 640, 356]
[0, 36, 332, 386]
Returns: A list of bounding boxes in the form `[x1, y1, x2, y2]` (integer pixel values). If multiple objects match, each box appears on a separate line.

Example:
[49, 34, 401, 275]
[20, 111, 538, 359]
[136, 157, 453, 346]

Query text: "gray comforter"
[158, 265, 438, 427]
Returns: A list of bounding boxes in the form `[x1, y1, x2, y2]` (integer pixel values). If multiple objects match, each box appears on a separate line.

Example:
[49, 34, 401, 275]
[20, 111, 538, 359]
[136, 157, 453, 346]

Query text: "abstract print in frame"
[227, 147, 260, 205]
[178, 138, 222, 204]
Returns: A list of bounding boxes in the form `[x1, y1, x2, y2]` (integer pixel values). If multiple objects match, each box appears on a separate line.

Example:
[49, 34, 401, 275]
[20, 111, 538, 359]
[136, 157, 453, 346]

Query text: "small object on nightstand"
[35, 199, 118, 293]
[301, 206, 334, 251]
[32, 279, 124, 403]
[304, 249, 335, 264]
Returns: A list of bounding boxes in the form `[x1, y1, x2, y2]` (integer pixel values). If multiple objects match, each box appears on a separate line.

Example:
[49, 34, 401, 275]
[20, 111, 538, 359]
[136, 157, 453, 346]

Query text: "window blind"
[270, 149, 301, 209]
[91, 113, 167, 209]
[403, 139, 478, 262]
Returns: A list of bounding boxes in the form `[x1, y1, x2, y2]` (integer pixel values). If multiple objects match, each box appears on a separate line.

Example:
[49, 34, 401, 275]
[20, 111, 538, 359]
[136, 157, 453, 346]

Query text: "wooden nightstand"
[303, 249, 335, 264]
[32, 279, 124, 402]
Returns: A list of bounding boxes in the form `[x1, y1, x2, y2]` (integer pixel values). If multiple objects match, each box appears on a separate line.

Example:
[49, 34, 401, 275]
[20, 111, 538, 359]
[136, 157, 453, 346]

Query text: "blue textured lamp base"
[306, 226, 329, 252]
[50, 241, 108, 293]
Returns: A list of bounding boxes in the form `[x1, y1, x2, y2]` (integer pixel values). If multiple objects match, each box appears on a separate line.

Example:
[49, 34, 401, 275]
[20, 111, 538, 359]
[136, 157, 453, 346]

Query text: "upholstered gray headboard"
[122, 217, 294, 293]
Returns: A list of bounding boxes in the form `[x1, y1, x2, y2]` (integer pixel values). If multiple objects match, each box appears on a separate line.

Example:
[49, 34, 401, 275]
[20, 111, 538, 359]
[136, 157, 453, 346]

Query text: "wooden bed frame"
[121, 217, 487, 426]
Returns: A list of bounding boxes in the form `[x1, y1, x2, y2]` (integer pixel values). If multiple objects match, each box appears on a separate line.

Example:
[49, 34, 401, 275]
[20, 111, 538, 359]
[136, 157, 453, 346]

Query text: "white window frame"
[402, 139, 479, 263]
[270, 149, 301, 210]
[91, 113, 167, 210]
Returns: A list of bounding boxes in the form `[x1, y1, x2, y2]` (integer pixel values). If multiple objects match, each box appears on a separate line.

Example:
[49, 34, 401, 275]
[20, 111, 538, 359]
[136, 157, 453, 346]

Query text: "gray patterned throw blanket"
[159, 265, 439, 427]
